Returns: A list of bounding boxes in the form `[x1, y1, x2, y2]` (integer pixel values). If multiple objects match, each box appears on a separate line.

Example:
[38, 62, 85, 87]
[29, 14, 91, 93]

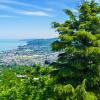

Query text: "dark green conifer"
[52, 0, 100, 97]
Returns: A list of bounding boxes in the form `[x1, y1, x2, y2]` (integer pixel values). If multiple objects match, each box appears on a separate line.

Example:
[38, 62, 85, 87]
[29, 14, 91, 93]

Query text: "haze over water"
[0, 39, 26, 51]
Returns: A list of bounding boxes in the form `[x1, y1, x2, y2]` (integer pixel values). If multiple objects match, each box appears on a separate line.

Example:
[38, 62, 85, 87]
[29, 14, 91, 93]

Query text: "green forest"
[0, 0, 100, 100]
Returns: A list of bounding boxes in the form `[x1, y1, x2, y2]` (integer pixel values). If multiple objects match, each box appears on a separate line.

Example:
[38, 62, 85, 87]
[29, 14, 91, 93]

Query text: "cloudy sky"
[0, 0, 99, 39]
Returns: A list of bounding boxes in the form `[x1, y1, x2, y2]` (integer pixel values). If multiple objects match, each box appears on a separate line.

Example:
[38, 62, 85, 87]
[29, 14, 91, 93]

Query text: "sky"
[0, 0, 99, 39]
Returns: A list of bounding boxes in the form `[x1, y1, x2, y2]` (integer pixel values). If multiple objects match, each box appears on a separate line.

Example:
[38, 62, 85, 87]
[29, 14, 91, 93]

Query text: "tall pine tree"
[52, 0, 100, 97]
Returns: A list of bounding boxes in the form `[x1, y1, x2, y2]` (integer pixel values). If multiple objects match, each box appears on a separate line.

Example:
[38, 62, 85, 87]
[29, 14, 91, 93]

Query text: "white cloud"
[18, 11, 50, 16]
[0, 15, 13, 18]
[0, 4, 52, 17]
[71, 9, 78, 13]
[44, 8, 53, 11]
[0, 0, 32, 6]
[0, 4, 12, 10]
[0, 1, 53, 17]
[86, 0, 100, 3]
[0, 0, 53, 12]
[32, 5, 53, 12]
[65, 7, 79, 15]
[0, 4, 17, 12]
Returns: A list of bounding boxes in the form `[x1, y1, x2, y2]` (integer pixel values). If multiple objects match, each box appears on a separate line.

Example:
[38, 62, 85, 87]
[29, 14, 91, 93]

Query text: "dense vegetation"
[0, 65, 98, 100]
[0, 0, 100, 100]
[52, 0, 100, 99]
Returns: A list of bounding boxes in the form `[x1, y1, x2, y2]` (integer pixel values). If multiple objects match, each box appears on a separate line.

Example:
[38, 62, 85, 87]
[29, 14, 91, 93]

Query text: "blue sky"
[0, 0, 99, 39]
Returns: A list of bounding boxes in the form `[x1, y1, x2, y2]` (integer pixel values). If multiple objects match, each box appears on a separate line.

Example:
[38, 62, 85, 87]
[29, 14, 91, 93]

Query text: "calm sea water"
[0, 39, 26, 51]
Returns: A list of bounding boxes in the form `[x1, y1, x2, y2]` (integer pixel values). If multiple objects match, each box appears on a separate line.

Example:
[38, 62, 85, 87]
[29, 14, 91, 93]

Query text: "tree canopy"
[52, 0, 100, 98]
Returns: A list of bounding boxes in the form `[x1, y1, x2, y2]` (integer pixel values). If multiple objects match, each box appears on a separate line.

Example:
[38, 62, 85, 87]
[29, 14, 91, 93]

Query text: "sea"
[0, 39, 26, 52]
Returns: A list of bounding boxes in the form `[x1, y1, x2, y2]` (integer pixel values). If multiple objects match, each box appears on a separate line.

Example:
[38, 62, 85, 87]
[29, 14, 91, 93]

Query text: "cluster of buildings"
[0, 48, 59, 66]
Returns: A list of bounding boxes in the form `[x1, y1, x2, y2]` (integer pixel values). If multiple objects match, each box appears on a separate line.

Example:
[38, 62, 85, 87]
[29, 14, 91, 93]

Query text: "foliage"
[52, 0, 100, 99]
[0, 65, 53, 100]
[0, 66, 97, 100]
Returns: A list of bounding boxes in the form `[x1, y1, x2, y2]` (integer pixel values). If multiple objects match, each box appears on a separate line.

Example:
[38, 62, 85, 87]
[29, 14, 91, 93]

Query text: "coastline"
[0, 38, 58, 66]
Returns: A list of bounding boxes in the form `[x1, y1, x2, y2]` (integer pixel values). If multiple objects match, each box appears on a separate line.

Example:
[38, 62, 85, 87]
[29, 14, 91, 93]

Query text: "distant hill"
[18, 38, 58, 54]
[25, 38, 57, 46]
